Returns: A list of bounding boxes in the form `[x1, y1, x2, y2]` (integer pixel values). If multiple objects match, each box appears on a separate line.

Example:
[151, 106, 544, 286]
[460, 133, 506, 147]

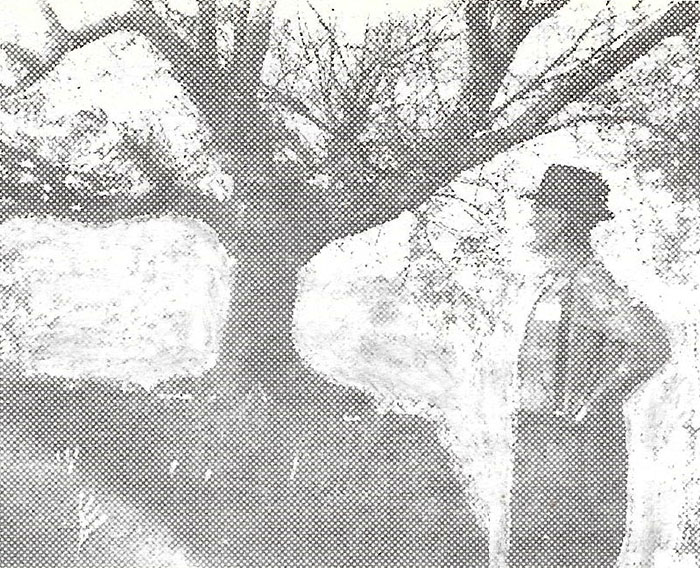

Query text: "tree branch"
[260, 85, 329, 131]
[0, 125, 218, 226]
[458, 1, 700, 177]
[37, 0, 70, 45]
[244, 0, 277, 90]
[0, 1, 199, 100]
[462, 0, 569, 130]
[0, 44, 45, 96]
[489, 9, 606, 120]
[0, 0, 220, 134]
[226, 0, 251, 76]
[197, 0, 218, 72]
[310, 1, 700, 245]
[70, 10, 146, 50]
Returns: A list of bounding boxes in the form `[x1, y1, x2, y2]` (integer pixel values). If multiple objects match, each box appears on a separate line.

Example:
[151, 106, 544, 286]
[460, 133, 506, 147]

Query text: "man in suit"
[508, 165, 671, 567]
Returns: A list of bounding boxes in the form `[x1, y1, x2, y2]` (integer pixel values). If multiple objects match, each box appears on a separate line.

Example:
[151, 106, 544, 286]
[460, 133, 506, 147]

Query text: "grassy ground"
[1, 370, 488, 567]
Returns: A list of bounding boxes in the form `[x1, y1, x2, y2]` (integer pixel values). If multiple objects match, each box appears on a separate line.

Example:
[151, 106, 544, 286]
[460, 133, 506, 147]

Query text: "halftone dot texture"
[0, 1, 489, 566]
[0, 1, 694, 567]
[510, 167, 671, 567]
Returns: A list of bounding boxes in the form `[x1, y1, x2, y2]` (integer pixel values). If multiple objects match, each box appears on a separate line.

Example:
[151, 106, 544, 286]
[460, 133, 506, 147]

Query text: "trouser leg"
[508, 411, 627, 567]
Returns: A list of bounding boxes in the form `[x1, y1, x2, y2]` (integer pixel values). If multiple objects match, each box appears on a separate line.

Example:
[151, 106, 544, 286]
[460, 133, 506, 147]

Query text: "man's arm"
[574, 300, 672, 421]
[609, 306, 672, 402]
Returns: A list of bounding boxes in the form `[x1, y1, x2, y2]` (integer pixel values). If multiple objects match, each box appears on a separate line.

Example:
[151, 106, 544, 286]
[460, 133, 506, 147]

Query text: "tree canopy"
[0, 0, 697, 259]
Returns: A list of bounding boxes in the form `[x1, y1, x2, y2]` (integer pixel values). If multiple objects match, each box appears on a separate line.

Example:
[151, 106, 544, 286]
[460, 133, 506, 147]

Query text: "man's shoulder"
[571, 259, 667, 344]
[573, 259, 633, 307]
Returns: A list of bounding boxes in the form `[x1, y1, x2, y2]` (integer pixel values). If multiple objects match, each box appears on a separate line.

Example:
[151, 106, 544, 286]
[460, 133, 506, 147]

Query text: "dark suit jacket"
[518, 259, 671, 419]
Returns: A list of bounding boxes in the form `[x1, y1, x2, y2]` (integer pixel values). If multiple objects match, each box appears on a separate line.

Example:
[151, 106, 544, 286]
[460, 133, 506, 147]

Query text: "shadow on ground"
[1, 367, 488, 567]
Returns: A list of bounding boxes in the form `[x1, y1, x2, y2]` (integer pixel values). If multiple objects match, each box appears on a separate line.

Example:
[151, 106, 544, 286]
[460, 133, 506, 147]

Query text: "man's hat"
[526, 164, 613, 222]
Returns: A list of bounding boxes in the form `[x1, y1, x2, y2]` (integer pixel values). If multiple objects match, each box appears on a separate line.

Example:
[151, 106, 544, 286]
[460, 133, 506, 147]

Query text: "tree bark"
[325, 2, 700, 241]
[2, 1, 697, 403]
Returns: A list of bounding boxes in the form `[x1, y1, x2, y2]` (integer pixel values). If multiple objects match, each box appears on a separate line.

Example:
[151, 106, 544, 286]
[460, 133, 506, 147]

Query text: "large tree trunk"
[189, 183, 320, 403]
[222, 248, 304, 396]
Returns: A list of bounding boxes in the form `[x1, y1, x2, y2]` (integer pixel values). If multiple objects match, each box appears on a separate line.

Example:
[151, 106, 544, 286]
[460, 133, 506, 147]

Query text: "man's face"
[531, 202, 577, 255]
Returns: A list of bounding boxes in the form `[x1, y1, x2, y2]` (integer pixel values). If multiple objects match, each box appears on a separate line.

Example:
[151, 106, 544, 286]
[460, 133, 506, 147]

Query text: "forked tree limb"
[1, 0, 698, 255]
[424, 3, 697, 199]
[457, 1, 700, 176]
[319, 1, 700, 244]
[37, 0, 71, 46]
[460, 0, 568, 131]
